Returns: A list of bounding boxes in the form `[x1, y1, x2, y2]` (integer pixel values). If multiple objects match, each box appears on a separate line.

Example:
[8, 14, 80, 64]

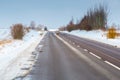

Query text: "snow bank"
[0, 29, 46, 80]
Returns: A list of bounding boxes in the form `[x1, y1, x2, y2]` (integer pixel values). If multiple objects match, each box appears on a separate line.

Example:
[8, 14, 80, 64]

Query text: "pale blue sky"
[0, 0, 120, 29]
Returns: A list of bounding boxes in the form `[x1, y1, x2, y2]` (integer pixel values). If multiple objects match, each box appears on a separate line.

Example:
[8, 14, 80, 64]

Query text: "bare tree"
[30, 21, 36, 29]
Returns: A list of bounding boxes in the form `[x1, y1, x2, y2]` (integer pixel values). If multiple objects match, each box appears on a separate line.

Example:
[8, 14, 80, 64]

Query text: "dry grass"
[0, 40, 12, 45]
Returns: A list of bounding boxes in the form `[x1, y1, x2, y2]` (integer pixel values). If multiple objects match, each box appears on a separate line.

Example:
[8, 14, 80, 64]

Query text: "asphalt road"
[59, 33, 120, 67]
[28, 32, 120, 80]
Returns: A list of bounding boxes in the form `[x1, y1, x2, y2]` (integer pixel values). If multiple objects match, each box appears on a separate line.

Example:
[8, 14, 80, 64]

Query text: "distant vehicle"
[55, 31, 60, 35]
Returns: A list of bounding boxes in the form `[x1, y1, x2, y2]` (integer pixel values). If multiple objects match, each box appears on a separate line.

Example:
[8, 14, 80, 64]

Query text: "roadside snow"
[0, 29, 11, 40]
[64, 30, 120, 48]
[0, 29, 46, 80]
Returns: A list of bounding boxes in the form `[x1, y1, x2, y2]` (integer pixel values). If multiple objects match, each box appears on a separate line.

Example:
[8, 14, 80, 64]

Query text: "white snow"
[0, 29, 46, 80]
[0, 29, 11, 40]
[49, 29, 58, 31]
[64, 30, 120, 48]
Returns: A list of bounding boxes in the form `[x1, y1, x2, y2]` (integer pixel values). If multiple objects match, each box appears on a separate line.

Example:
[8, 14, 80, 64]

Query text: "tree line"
[59, 5, 108, 32]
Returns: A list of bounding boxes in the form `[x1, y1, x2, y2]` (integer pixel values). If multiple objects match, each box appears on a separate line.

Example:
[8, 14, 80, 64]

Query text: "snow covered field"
[65, 30, 120, 48]
[0, 29, 46, 80]
[0, 29, 11, 40]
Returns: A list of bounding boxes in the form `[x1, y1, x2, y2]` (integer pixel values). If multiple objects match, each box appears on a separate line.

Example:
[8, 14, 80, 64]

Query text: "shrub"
[11, 24, 24, 39]
[107, 27, 117, 39]
[66, 18, 77, 32]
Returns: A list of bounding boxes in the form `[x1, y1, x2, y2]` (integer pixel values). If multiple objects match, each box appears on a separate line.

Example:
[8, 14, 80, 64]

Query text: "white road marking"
[104, 61, 120, 71]
[84, 49, 88, 52]
[55, 34, 119, 80]
[89, 52, 101, 59]
[77, 45, 80, 47]
[73, 42, 75, 44]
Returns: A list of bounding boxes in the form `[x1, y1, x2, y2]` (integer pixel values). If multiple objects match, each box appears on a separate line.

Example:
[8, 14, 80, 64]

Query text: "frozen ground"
[64, 30, 120, 48]
[0, 29, 46, 80]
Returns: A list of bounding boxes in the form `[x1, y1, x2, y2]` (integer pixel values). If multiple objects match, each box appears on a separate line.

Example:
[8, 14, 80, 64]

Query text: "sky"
[0, 0, 120, 29]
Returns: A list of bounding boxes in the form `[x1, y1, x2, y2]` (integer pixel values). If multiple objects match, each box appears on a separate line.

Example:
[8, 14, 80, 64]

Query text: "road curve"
[28, 32, 120, 80]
